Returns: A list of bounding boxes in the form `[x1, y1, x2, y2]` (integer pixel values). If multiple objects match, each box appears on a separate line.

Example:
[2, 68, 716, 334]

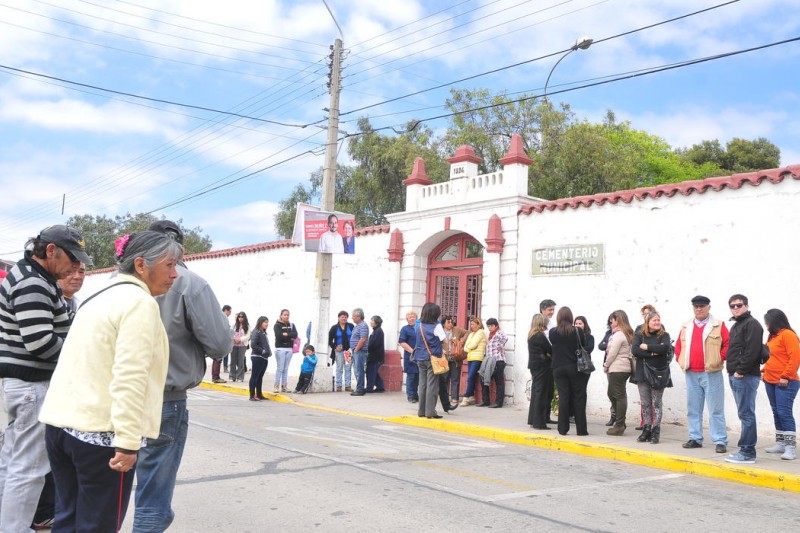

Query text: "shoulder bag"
[291, 323, 301, 353]
[575, 329, 595, 374]
[421, 326, 449, 375]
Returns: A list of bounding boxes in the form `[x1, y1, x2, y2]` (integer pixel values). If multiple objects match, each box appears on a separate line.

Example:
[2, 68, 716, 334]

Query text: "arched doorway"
[426, 233, 483, 329]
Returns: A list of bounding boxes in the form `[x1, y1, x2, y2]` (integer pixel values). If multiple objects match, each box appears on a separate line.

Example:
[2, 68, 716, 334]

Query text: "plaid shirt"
[486, 329, 508, 362]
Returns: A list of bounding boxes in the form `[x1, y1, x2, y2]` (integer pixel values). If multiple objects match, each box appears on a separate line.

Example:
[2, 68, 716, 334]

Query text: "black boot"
[605, 416, 616, 427]
[477, 385, 491, 406]
[650, 426, 660, 444]
[637, 425, 652, 442]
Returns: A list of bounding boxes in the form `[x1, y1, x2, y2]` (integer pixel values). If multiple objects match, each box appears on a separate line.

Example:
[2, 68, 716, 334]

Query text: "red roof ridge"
[518, 165, 800, 215]
[87, 225, 393, 274]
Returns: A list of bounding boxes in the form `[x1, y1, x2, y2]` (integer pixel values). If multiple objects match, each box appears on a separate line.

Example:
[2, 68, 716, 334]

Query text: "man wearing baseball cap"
[674, 295, 730, 454]
[133, 220, 231, 531]
[0, 225, 89, 531]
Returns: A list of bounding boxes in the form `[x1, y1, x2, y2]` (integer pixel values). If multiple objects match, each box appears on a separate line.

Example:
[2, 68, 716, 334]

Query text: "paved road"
[114, 389, 799, 532]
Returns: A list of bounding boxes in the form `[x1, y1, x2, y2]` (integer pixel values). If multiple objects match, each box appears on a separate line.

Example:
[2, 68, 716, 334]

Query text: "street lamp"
[540, 36, 592, 151]
[543, 36, 593, 102]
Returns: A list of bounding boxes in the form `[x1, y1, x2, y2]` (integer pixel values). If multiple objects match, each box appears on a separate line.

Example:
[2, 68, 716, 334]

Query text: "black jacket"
[632, 330, 672, 386]
[273, 321, 298, 349]
[598, 329, 612, 352]
[367, 327, 385, 363]
[527, 331, 552, 370]
[727, 311, 764, 376]
[250, 329, 271, 358]
[549, 327, 586, 370]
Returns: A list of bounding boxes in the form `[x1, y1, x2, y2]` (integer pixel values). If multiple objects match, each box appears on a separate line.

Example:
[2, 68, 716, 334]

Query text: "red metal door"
[427, 234, 483, 329]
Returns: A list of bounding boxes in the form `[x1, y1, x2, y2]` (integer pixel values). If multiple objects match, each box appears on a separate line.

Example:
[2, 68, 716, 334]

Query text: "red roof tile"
[518, 165, 800, 215]
[88, 225, 393, 275]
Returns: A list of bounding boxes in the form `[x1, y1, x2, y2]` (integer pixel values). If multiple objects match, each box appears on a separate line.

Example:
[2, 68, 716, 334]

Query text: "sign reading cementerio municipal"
[532, 244, 604, 276]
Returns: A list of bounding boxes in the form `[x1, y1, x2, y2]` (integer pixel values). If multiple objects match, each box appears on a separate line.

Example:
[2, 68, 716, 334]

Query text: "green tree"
[724, 137, 780, 172]
[274, 119, 448, 237]
[346, 118, 448, 226]
[273, 164, 355, 239]
[443, 88, 546, 172]
[67, 213, 212, 270]
[531, 111, 715, 199]
[676, 137, 780, 174]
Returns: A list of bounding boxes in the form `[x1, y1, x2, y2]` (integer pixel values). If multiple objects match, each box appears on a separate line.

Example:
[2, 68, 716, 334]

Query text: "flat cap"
[691, 295, 710, 306]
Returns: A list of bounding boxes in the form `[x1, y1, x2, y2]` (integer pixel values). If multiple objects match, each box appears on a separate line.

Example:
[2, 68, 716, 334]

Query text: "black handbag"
[575, 329, 595, 374]
[642, 359, 671, 389]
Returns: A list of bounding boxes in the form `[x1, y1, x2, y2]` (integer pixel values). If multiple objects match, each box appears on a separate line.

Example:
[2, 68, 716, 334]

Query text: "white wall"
[81, 170, 800, 435]
[514, 176, 800, 433]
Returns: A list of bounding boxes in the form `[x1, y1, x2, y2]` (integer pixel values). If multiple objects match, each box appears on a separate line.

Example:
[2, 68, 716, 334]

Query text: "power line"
[72, 0, 326, 56]
[340, 0, 741, 117]
[0, 57, 330, 234]
[0, 64, 318, 128]
[114, 0, 330, 50]
[348, 0, 495, 51]
[14, 1, 323, 68]
[355, 35, 800, 138]
[0, 19, 320, 85]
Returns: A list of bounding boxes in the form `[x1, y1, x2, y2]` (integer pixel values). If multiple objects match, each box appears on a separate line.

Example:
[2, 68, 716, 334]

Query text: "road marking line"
[485, 473, 684, 501]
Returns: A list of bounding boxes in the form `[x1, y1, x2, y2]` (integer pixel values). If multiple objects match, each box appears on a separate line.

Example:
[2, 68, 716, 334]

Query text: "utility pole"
[315, 38, 343, 356]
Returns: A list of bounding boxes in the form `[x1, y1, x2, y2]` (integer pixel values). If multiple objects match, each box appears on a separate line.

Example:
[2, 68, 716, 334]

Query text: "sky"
[1, 0, 798, 259]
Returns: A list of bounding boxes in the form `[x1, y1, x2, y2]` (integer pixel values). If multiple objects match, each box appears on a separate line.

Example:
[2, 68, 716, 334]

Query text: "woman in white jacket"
[39, 231, 182, 532]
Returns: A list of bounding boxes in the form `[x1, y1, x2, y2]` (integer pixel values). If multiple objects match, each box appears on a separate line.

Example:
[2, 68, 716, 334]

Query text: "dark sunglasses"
[729, 303, 745, 309]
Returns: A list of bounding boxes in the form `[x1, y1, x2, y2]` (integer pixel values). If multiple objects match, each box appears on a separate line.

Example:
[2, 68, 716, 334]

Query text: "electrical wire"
[340, 0, 741, 116]
[114, 0, 330, 49]
[0, 57, 331, 233]
[72, 0, 327, 55]
[0, 64, 318, 128]
[353, 35, 800, 139]
[13, 1, 323, 68]
[0, 19, 317, 84]
[348, 0, 501, 52]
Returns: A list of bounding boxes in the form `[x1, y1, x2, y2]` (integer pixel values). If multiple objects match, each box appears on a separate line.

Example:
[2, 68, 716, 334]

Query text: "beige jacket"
[40, 274, 169, 451]
[604, 330, 634, 373]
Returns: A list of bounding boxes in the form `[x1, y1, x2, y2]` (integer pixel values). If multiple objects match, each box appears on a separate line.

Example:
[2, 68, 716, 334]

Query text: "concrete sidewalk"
[198, 369, 800, 493]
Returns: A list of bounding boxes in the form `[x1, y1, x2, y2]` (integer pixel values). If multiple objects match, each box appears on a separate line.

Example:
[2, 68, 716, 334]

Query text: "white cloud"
[199, 200, 281, 249]
[619, 107, 787, 150]
[0, 95, 184, 134]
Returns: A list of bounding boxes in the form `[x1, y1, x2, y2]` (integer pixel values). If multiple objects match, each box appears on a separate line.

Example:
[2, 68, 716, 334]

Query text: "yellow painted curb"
[197, 382, 800, 493]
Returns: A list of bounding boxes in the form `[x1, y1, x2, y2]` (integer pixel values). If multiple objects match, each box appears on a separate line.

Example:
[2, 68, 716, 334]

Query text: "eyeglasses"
[729, 303, 745, 309]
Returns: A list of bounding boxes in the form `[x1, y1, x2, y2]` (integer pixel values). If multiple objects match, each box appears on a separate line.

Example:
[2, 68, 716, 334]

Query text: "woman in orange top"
[763, 309, 800, 460]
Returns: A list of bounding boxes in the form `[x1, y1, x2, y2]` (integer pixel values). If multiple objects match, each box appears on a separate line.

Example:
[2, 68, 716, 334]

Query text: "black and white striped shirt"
[0, 253, 71, 382]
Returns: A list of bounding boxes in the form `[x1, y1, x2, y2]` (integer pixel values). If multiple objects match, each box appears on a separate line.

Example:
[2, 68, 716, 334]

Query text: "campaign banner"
[302, 209, 355, 254]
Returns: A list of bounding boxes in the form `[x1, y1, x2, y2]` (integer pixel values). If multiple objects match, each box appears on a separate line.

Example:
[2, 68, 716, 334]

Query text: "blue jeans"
[729, 374, 760, 457]
[334, 350, 352, 388]
[274, 348, 293, 387]
[133, 400, 189, 533]
[685, 371, 727, 445]
[764, 379, 799, 432]
[406, 372, 419, 400]
[0, 379, 50, 533]
[352, 350, 367, 393]
[464, 360, 481, 397]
